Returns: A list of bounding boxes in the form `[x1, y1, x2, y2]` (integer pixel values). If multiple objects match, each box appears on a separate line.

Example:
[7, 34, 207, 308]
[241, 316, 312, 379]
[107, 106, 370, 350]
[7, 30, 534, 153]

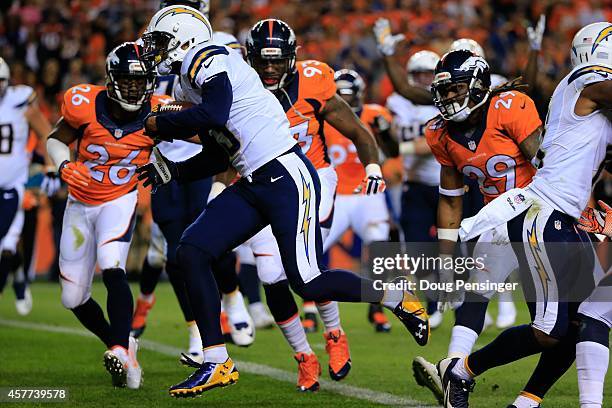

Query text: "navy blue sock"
[0, 251, 15, 294]
[71, 298, 113, 348]
[455, 292, 489, 334]
[263, 280, 298, 322]
[166, 261, 195, 322]
[294, 269, 383, 303]
[523, 323, 578, 398]
[239, 263, 261, 304]
[468, 324, 543, 376]
[177, 244, 224, 348]
[102, 268, 133, 349]
[139, 257, 163, 295]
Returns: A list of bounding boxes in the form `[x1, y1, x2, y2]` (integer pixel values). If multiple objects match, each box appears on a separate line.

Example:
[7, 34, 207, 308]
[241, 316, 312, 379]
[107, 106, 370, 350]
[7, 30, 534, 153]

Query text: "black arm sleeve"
[156, 72, 233, 139]
[175, 134, 230, 182]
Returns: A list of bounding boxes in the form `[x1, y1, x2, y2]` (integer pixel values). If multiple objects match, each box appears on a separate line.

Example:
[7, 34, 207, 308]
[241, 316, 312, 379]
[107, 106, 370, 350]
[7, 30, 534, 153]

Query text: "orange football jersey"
[61, 84, 171, 205]
[426, 91, 541, 203]
[280, 60, 336, 170]
[327, 104, 392, 195]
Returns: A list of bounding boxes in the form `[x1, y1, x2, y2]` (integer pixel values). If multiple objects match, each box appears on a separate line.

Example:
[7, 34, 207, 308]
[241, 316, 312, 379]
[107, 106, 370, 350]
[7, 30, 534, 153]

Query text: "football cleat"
[368, 304, 391, 333]
[294, 352, 321, 392]
[248, 302, 275, 329]
[187, 323, 204, 364]
[169, 358, 239, 398]
[429, 311, 444, 330]
[324, 330, 351, 381]
[220, 311, 232, 343]
[413, 356, 443, 405]
[392, 291, 430, 346]
[496, 301, 517, 329]
[131, 295, 155, 338]
[103, 347, 128, 388]
[223, 291, 255, 347]
[126, 336, 142, 389]
[438, 358, 475, 408]
[15, 286, 32, 316]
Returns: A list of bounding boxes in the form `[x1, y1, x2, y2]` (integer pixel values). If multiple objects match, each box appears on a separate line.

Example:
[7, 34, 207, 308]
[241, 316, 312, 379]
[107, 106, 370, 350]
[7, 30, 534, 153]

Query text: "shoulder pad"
[61, 84, 102, 128]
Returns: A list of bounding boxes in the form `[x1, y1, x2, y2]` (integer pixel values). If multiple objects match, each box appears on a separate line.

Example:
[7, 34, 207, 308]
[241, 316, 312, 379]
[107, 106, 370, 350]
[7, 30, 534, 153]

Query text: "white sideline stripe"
[0, 318, 436, 408]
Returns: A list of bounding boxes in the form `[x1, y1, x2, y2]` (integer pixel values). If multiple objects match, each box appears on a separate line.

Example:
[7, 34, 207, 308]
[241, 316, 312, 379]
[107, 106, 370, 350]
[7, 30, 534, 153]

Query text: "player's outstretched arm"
[523, 14, 546, 95]
[322, 94, 386, 194]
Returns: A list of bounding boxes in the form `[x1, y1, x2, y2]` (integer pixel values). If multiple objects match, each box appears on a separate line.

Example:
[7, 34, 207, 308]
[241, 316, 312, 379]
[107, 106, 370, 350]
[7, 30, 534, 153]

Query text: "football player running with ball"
[46, 42, 169, 389]
[136, 6, 429, 397]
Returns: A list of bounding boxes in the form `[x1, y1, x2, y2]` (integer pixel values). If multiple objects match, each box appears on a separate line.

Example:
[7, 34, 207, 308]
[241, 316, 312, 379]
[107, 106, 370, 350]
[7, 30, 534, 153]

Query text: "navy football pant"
[178, 146, 383, 348]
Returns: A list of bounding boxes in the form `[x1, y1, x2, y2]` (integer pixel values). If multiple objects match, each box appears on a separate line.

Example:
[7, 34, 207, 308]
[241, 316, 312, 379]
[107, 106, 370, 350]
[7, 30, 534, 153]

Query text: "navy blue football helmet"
[431, 50, 491, 122]
[334, 69, 366, 111]
[106, 42, 155, 112]
[246, 19, 297, 90]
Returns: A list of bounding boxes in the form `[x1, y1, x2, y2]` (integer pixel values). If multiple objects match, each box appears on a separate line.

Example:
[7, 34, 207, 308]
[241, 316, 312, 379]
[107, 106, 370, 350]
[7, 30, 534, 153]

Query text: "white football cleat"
[126, 336, 142, 389]
[15, 287, 32, 316]
[248, 302, 275, 329]
[496, 300, 517, 329]
[223, 291, 255, 347]
[429, 311, 444, 330]
[103, 347, 128, 388]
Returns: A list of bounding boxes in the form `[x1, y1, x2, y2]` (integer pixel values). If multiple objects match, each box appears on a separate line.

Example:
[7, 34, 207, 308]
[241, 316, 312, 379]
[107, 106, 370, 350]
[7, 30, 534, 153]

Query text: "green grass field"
[0, 281, 608, 407]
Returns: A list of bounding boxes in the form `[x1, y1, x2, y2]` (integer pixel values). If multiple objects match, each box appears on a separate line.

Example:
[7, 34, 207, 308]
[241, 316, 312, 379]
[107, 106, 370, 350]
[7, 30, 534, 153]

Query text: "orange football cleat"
[220, 311, 231, 336]
[131, 295, 155, 338]
[294, 352, 321, 392]
[324, 330, 351, 381]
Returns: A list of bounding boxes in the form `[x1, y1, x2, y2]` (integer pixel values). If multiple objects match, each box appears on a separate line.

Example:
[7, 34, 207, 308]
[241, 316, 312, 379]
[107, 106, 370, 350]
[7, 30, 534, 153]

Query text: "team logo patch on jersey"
[554, 220, 562, 230]
[114, 128, 123, 139]
[468, 140, 477, 151]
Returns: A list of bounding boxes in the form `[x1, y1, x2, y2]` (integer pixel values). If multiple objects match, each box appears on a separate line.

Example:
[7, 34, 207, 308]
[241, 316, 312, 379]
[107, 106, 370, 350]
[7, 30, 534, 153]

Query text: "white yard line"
[0, 318, 437, 408]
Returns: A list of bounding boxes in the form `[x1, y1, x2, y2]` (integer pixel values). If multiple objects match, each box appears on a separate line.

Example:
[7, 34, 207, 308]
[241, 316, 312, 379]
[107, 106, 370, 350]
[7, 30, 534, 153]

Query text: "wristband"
[438, 228, 459, 242]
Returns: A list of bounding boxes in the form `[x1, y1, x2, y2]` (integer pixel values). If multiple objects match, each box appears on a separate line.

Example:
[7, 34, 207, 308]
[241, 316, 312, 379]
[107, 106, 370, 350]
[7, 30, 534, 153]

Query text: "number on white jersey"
[0, 124, 14, 155]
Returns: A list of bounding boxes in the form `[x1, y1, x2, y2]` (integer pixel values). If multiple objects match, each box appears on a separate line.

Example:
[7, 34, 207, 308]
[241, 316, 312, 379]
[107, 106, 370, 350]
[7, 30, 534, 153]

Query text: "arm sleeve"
[155, 72, 233, 138]
[175, 134, 230, 182]
[501, 93, 542, 144]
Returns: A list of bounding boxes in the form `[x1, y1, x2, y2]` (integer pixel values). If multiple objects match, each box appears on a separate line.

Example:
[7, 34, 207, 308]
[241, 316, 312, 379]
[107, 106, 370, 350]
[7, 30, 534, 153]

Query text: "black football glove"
[40, 169, 62, 196]
[136, 147, 178, 192]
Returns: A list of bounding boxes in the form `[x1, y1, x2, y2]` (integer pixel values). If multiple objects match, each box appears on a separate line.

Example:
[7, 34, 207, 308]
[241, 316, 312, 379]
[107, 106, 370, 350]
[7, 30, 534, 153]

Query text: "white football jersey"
[528, 65, 612, 219]
[178, 43, 295, 176]
[0, 85, 35, 189]
[155, 31, 243, 163]
[386, 93, 440, 186]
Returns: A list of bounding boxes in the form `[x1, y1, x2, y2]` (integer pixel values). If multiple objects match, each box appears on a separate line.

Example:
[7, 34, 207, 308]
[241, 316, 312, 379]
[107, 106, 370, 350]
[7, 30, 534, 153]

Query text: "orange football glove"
[60, 161, 91, 188]
[356, 163, 386, 195]
[577, 200, 612, 237]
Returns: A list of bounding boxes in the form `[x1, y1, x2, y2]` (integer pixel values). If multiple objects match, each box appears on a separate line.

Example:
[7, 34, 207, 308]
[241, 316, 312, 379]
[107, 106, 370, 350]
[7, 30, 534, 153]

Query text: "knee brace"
[579, 313, 610, 348]
[263, 280, 299, 323]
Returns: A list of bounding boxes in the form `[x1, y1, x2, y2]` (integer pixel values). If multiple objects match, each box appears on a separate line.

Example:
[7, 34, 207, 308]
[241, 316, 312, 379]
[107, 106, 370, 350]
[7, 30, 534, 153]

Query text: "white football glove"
[40, 168, 62, 196]
[527, 14, 546, 51]
[373, 18, 405, 56]
[437, 255, 465, 313]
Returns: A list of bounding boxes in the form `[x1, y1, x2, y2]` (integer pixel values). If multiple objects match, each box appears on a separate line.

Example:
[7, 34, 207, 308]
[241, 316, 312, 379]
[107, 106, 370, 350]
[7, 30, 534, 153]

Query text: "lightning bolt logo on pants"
[526, 216, 551, 310]
[299, 171, 312, 263]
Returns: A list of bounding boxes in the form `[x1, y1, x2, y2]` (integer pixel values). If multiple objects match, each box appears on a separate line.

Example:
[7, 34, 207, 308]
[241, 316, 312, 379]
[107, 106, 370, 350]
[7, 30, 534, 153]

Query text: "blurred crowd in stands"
[1, 0, 611, 120]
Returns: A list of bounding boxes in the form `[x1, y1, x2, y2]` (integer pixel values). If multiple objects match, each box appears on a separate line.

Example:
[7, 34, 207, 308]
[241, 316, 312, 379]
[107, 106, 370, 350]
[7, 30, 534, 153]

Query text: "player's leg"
[170, 184, 267, 396]
[249, 228, 321, 391]
[351, 192, 393, 332]
[400, 182, 441, 324]
[0, 185, 20, 295]
[2, 205, 28, 314]
[262, 148, 429, 345]
[249, 226, 328, 387]
[236, 244, 274, 329]
[441, 206, 586, 404]
[59, 198, 113, 348]
[301, 166, 338, 333]
[576, 280, 611, 408]
[131, 221, 166, 338]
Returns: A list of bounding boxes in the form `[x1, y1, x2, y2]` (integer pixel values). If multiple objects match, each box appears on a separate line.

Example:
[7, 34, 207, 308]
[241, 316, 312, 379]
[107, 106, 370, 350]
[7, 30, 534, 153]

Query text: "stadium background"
[1, 0, 611, 278]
